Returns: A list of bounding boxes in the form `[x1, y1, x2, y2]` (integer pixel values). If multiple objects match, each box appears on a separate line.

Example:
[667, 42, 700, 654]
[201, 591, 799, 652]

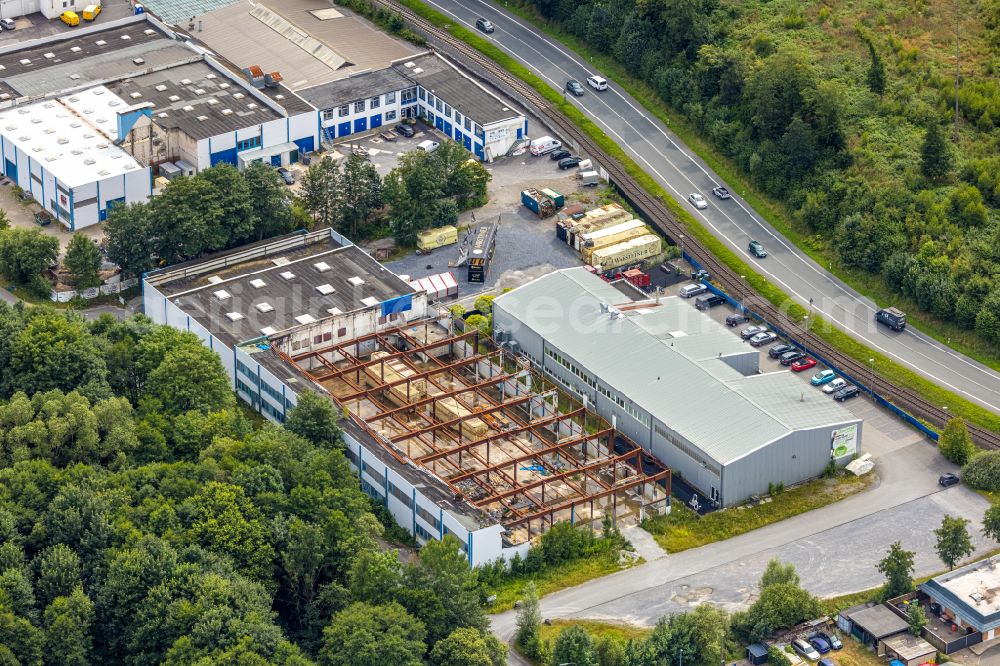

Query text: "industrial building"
[493, 268, 864, 508]
[188, 0, 528, 160]
[144, 230, 670, 565]
[0, 13, 318, 227]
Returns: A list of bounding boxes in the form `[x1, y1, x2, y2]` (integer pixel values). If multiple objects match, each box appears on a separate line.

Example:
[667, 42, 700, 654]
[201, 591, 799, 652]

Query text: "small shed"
[747, 643, 769, 665]
[841, 604, 908, 651]
[881, 633, 936, 666]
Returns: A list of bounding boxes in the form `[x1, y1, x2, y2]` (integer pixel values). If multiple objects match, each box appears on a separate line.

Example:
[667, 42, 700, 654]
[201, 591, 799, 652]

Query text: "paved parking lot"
[0, 0, 133, 44]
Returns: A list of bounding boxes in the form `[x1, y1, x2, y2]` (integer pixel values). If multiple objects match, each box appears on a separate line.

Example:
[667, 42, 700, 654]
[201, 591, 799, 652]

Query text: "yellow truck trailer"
[590, 234, 662, 271]
[417, 225, 458, 252]
[580, 219, 651, 264]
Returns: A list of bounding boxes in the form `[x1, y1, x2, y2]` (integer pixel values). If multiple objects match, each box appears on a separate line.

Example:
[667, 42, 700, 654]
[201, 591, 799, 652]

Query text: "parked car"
[558, 156, 583, 170]
[712, 186, 731, 199]
[276, 167, 295, 185]
[740, 325, 766, 340]
[834, 385, 861, 401]
[395, 123, 415, 137]
[33, 211, 52, 227]
[565, 79, 585, 96]
[780, 350, 806, 366]
[689, 193, 708, 209]
[810, 369, 836, 386]
[475, 17, 494, 33]
[823, 377, 848, 394]
[816, 632, 842, 650]
[587, 75, 608, 91]
[549, 149, 571, 161]
[695, 294, 726, 310]
[793, 639, 821, 661]
[0, 17, 15, 30]
[819, 659, 836, 666]
[939, 473, 960, 488]
[791, 357, 818, 372]
[876, 307, 907, 332]
[726, 313, 748, 327]
[809, 637, 831, 655]
[750, 331, 777, 347]
[769, 344, 793, 359]
[748, 240, 767, 258]
[679, 283, 708, 298]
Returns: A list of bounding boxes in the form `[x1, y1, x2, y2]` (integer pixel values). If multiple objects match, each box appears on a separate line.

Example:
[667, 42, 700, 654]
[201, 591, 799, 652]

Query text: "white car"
[793, 639, 821, 661]
[823, 377, 848, 394]
[587, 75, 608, 91]
[689, 193, 708, 209]
[417, 139, 439, 153]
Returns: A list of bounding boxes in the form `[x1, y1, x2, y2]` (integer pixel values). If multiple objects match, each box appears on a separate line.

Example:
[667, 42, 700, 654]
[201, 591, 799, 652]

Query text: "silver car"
[750, 331, 777, 347]
[689, 193, 708, 209]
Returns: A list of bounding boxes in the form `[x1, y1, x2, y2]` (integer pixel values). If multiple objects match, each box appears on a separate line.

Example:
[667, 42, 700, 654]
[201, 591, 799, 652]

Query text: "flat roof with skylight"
[0, 87, 142, 188]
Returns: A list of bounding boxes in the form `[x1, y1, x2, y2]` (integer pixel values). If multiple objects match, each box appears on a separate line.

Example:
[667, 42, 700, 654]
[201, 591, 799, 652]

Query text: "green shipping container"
[540, 188, 564, 209]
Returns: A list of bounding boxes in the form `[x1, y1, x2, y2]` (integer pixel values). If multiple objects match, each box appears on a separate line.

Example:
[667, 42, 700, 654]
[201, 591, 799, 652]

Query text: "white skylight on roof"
[207, 275, 224, 284]
[44, 52, 54, 59]
[70, 47, 81, 53]
[155, 84, 168, 92]
[233, 93, 244, 99]
[295, 314, 317, 325]
[327, 307, 343, 316]
[314, 261, 331, 272]
[260, 326, 276, 336]
[361, 297, 379, 307]
[121, 34, 131, 40]
[213, 289, 231, 300]
[206, 73, 216, 79]
[256, 302, 274, 313]
[225, 312, 244, 321]
[95, 40, 106, 46]
[280, 271, 295, 280]
[272, 257, 289, 266]
[347, 276, 365, 286]
[316, 284, 335, 295]
[247, 103, 258, 109]
[183, 105, 194, 112]
[249, 278, 266, 288]
[169, 95, 180, 102]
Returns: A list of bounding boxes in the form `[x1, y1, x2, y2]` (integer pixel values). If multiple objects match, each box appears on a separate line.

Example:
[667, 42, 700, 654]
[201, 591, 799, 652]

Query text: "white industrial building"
[493, 268, 864, 508]
[0, 86, 151, 229]
[0, 13, 319, 227]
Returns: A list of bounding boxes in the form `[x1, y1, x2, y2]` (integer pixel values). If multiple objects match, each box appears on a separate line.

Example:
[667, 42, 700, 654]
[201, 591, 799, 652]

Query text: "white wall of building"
[197, 110, 319, 170]
[319, 87, 418, 143]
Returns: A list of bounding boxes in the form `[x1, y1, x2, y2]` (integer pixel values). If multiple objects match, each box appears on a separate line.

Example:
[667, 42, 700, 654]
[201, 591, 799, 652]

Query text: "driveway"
[490, 419, 993, 640]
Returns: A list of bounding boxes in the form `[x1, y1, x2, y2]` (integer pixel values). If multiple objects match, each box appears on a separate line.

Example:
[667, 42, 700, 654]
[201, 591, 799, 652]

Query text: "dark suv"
[769, 344, 792, 359]
[834, 385, 861, 401]
[695, 294, 726, 310]
[779, 350, 806, 366]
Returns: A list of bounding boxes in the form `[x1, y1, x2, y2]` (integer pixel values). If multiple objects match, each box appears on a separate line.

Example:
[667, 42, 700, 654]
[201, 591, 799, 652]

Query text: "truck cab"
[876, 307, 906, 331]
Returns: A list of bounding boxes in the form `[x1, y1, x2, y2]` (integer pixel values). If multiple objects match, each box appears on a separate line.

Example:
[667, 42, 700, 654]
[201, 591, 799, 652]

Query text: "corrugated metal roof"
[495, 268, 860, 466]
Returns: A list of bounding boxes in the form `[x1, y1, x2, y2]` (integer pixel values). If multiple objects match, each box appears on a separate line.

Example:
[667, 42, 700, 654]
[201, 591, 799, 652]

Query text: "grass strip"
[643, 472, 874, 553]
[394, 0, 1000, 436]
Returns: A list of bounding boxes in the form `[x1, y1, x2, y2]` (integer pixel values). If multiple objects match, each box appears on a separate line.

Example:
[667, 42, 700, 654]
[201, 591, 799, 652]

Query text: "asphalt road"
[490, 400, 993, 647]
[419, 0, 1000, 415]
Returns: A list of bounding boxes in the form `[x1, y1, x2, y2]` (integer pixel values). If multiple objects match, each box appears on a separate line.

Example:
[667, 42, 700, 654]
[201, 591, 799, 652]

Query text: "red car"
[791, 357, 818, 372]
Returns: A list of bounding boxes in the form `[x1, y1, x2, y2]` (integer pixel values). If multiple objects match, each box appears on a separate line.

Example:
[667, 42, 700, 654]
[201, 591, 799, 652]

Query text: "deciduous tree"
[43, 586, 94, 666]
[908, 602, 927, 636]
[515, 581, 542, 659]
[285, 390, 343, 449]
[552, 624, 598, 666]
[935, 515, 974, 570]
[319, 601, 426, 666]
[939, 418, 976, 465]
[429, 627, 506, 666]
[0, 227, 59, 291]
[64, 233, 103, 290]
[876, 541, 915, 599]
[147, 342, 234, 416]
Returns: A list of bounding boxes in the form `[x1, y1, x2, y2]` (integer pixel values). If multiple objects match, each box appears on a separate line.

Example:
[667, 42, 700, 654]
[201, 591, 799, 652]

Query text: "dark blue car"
[809, 637, 831, 654]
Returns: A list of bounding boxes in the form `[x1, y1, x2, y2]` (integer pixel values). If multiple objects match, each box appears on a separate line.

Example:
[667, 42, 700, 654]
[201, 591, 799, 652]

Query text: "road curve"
[417, 0, 1000, 415]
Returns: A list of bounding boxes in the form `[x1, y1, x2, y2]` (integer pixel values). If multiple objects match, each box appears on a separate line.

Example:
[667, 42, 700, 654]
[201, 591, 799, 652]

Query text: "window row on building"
[321, 89, 415, 121]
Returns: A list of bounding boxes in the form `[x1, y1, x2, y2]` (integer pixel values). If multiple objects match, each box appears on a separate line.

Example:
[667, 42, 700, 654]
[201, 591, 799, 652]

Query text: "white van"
[679, 283, 708, 298]
[529, 136, 561, 156]
[417, 139, 439, 152]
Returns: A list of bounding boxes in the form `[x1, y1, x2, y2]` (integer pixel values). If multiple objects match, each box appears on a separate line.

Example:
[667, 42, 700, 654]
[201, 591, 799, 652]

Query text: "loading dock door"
[338, 121, 351, 138]
[4, 159, 16, 182]
[463, 135, 472, 151]
[370, 114, 382, 129]
[435, 116, 444, 131]
[353, 117, 367, 133]
[270, 154, 282, 166]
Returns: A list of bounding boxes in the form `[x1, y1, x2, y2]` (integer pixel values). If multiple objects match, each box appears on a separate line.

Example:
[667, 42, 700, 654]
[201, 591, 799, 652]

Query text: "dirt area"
[0, 0, 134, 44]
[0, 178, 102, 254]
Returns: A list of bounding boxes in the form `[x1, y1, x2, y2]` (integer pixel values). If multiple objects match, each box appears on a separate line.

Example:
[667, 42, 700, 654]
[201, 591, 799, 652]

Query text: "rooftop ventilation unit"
[225, 312, 244, 321]
[295, 314, 317, 325]
[44, 52, 54, 59]
[130, 92, 142, 99]
[274, 94, 284, 100]
[71, 149, 83, 155]
[213, 289, 231, 300]
[19, 59, 30, 65]
[182, 105, 194, 112]
[144, 29, 156, 35]
[95, 40, 106, 46]
[314, 261, 331, 272]
[155, 84, 168, 92]
[256, 302, 274, 313]
[219, 82, 230, 89]
[316, 284, 335, 295]
[280, 271, 295, 280]
[120, 35, 131, 40]
[249, 278, 266, 288]
[260, 326, 276, 336]
[57, 137, 69, 144]
[207, 98, 218, 105]
[69, 74, 81, 80]
[221, 109, 232, 115]
[206, 73, 216, 79]
[169, 95, 180, 102]
[194, 88, 205, 95]
[412, 68, 423, 74]
[233, 93, 244, 99]
[99, 169, 110, 175]
[207, 276, 224, 284]
[132, 58, 145, 65]
[70, 122, 81, 128]
[44, 128, 56, 134]
[404, 61, 415, 68]
[70, 46, 81, 52]
[196, 115, 208, 121]
[247, 103, 258, 109]
[84, 158, 96, 165]
[347, 276, 365, 286]
[180, 79, 192, 85]
[243, 65, 265, 89]
[264, 71, 283, 88]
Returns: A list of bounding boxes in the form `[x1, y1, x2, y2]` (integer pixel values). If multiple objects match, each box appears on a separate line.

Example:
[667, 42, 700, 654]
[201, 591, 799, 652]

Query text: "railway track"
[378, 0, 1000, 449]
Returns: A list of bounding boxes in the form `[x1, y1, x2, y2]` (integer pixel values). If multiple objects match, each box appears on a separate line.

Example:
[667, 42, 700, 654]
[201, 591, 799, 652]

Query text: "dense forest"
[0, 304, 504, 665]
[521, 0, 1000, 349]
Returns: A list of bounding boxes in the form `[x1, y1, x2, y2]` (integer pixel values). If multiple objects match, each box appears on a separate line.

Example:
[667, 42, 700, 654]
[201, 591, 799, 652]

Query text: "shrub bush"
[962, 451, 1000, 491]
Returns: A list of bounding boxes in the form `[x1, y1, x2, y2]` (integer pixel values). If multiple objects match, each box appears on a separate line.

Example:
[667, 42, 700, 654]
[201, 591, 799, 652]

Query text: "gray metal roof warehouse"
[493, 268, 863, 508]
